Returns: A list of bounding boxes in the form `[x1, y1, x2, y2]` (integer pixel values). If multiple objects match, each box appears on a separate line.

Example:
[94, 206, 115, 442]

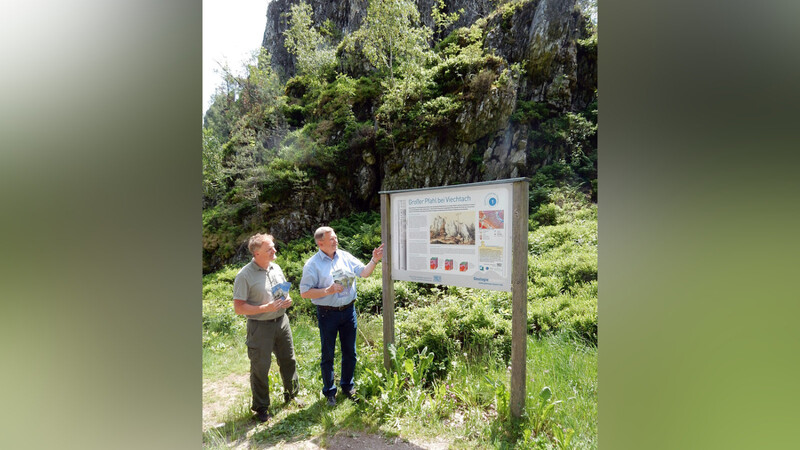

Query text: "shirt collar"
[252, 259, 273, 272]
[317, 249, 337, 262]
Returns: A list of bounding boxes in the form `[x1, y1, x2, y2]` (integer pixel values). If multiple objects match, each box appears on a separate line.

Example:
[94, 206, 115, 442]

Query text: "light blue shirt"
[299, 249, 367, 307]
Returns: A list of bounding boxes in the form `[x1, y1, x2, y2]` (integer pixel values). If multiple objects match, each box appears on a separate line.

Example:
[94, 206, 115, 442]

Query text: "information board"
[389, 181, 514, 291]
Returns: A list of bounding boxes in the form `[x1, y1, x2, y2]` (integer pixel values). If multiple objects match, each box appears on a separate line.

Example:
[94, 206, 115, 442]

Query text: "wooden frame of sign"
[379, 178, 529, 418]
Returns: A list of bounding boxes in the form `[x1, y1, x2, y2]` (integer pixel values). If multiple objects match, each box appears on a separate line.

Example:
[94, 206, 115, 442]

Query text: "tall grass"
[203, 188, 597, 448]
[203, 318, 597, 448]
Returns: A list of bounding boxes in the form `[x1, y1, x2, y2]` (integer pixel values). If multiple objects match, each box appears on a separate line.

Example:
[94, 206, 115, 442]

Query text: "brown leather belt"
[249, 314, 283, 323]
[316, 300, 355, 311]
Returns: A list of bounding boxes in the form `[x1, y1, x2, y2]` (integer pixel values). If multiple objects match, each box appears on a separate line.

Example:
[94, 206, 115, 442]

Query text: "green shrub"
[511, 100, 550, 125]
[464, 69, 496, 100]
[274, 247, 316, 289]
[358, 344, 435, 420]
[286, 287, 317, 319]
[329, 211, 382, 261]
[527, 288, 597, 343]
[356, 275, 383, 313]
[282, 103, 305, 127]
[203, 298, 242, 337]
[284, 75, 309, 99]
[396, 292, 515, 379]
[414, 95, 462, 129]
[532, 203, 559, 227]
[358, 279, 431, 314]
[202, 265, 244, 348]
[526, 207, 597, 343]
[352, 76, 383, 121]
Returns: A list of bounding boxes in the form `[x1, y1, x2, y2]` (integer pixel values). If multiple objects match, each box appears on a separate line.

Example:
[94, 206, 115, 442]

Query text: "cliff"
[263, 0, 499, 78]
[202, 0, 596, 272]
[263, 0, 594, 185]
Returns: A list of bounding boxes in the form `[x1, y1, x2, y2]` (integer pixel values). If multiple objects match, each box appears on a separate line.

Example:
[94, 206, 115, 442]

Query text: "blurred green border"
[599, 1, 800, 448]
[0, 1, 201, 448]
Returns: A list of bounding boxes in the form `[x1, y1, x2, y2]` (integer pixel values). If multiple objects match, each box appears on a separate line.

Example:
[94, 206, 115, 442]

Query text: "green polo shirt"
[232, 260, 288, 321]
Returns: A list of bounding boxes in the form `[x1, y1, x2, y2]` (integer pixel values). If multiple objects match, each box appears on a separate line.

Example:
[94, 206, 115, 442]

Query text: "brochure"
[271, 281, 292, 300]
[331, 269, 356, 298]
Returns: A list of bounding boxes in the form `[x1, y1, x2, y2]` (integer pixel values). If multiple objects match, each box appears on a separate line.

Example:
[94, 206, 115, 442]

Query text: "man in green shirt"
[233, 233, 301, 422]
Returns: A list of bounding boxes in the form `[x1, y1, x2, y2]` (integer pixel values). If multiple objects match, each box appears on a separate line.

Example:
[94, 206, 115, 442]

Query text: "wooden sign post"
[380, 192, 395, 370]
[510, 179, 528, 418]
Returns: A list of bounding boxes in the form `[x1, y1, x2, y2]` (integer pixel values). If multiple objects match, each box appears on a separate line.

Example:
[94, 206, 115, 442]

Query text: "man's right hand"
[263, 299, 285, 313]
[326, 283, 344, 295]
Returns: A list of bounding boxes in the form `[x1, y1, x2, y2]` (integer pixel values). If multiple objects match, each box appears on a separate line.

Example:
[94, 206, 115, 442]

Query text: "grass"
[203, 192, 597, 448]
[203, 313, 596, 448]
[202, 335, 248, 382]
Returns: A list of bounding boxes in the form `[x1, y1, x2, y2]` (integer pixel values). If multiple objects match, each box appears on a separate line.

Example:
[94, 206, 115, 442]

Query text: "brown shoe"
[284, 394, 306, 408]
[344, 389, 359, 403]
[255, 409, 272, 423]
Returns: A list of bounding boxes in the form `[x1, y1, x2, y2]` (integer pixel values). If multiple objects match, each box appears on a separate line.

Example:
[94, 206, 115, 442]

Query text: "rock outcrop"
[262, 0, 593, 185]
[263, 0, 369, 78]
[264, 0, 497, 77]
[484, 0, 594, 111]
[203, 0, 596, 271]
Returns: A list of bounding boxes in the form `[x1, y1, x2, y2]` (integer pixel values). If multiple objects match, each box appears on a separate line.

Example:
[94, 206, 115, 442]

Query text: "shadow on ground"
[204, 396, 435, 449]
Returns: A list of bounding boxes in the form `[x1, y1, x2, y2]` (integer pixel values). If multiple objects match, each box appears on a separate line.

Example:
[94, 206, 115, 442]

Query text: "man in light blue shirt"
[300, 226, 384, 406]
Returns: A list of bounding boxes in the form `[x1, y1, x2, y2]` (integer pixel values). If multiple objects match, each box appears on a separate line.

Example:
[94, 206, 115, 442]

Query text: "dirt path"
[265, 431, 450, 449]
[204, 375, 452, 449]
[203, 372, 249, 430]
[220, 432, 451, 449]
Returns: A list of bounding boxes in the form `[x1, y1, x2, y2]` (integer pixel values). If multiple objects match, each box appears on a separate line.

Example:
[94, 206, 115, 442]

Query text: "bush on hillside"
[396, 293, 512, 379]
[357, 277, 436, 314]
[330, 211, 382, 261]
[202, 198, 598, 352]
[528, 281, 597, 343]
[526, 197, 597, 343]
[532, 203, 559, 227]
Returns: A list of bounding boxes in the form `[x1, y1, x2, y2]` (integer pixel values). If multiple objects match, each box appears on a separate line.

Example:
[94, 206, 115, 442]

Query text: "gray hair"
[247, 233, 274, 255]
[313, 226, 334, 241]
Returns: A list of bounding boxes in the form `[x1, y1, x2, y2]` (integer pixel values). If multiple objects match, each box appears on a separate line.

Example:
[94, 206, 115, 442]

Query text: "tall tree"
[431, 0, 463, 36]
[202, 127, 224, 206]
[283, 1, 336, 81]
[348, 0, 431, 87]
[346, 0, 435, 126]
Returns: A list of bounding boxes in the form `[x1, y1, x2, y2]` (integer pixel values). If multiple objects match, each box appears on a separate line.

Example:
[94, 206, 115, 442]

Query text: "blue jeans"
[316, 303, 357, 398]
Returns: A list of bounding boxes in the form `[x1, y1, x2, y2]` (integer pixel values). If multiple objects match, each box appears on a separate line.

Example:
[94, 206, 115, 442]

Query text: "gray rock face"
[263, 0, 499, 79]
[454, 70, 520, 143]
[261, 0, 593, 188]
[263, 0, 369, 79]
[382, 136, 477, 191]
[206, 0, 595, 272]
[484, 0, 592, 111]
[483, 125, 529, 181]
